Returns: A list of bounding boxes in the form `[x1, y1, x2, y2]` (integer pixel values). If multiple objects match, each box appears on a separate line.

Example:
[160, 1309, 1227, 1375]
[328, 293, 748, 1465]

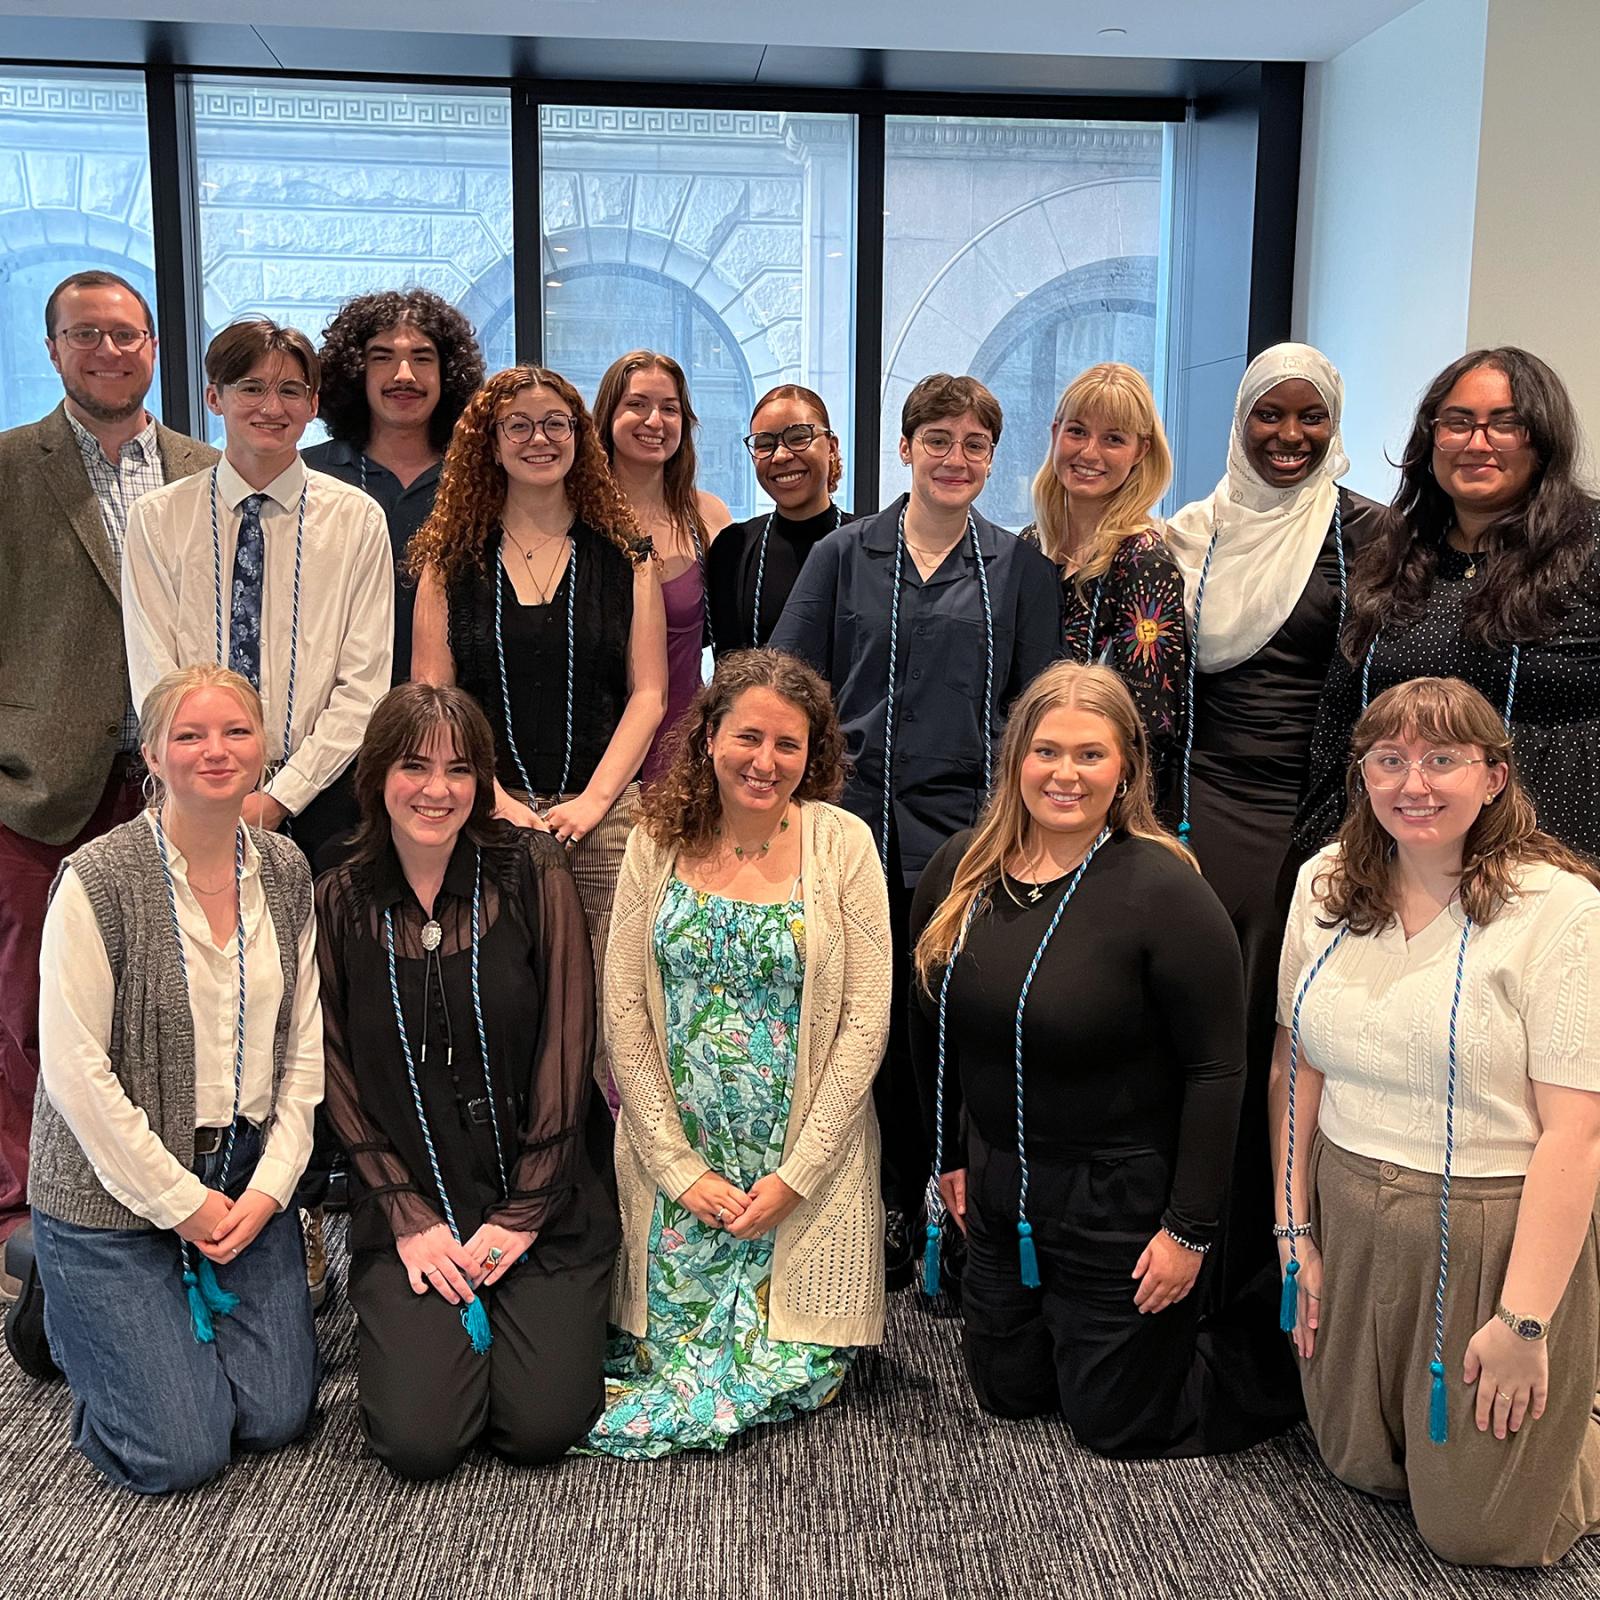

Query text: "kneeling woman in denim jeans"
[30, 664, 322, 1493]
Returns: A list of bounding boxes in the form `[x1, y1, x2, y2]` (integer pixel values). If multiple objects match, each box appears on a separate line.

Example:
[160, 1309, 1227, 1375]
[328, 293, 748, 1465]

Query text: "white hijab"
[1165, 343, 1351, 673]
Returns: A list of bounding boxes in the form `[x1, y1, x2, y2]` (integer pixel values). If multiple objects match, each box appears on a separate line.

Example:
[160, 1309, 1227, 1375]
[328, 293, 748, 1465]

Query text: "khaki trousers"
[1302, 1134, 1600, 1567]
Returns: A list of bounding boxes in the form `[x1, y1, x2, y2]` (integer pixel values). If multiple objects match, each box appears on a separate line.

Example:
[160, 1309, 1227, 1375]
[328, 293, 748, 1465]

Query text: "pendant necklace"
[720, 811, 790, 860]
[420, 919, 443, 952]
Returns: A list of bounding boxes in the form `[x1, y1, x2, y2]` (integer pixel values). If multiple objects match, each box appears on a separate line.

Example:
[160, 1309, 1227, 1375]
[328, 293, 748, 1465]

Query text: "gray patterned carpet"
[3, 1219, 1596, 1600]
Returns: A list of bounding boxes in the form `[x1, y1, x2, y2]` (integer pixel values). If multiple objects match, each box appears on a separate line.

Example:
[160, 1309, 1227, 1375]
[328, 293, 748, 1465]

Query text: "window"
[192, 79, 514, 443]
[0, 70, 158, 433]
[881, 116, 1169, 530]
[540, 106, 856, 521]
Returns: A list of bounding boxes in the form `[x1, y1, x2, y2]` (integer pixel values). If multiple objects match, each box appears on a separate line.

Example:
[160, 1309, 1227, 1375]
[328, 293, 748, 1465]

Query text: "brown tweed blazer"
[0, 403, 217, 844]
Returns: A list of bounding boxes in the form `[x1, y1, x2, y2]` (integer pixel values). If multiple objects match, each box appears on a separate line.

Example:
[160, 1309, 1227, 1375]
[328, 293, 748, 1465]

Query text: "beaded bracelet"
[1162, 1227, 1210, 1255]
[1272, 1222, 1313, 1239]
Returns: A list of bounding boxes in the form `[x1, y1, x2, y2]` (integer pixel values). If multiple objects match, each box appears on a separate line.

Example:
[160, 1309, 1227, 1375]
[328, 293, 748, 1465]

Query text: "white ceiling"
[0, 0, 1427, 65]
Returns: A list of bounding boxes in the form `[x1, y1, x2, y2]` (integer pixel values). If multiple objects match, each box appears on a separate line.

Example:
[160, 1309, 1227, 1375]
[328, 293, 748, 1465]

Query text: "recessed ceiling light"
[827, 250, 843, 258]
[546, 278, 563, 288]
[1099, 26, 1127, 36]
[552, 244, 569, 253]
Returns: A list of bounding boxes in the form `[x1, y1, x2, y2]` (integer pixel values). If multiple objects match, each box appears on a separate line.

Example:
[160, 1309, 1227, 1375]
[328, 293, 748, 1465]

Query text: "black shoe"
[884, 1206, 914, 1292]
[4, 1224, 63, 1383]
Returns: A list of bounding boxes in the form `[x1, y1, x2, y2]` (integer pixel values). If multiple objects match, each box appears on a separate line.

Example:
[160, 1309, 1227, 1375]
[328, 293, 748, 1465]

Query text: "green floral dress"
[582, 876, 851, 1459]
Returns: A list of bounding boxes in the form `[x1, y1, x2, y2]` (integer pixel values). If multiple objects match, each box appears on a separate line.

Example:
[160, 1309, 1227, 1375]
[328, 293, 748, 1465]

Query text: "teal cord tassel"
[1017, 1219, 1041, 1288]
[1428, 1359, 1448, 1444]
[1280, 1258, 1300, 1333]
[922, 1222, 942, 1298]
[460, 1294, 493, 1355]
[194, 1256, 239, 1318]
[1177, 821, 1192, 840]
[183, 1268, 217, 1344]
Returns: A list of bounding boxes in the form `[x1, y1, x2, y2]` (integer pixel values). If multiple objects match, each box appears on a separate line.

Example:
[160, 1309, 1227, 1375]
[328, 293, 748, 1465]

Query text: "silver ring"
[714, 1208, 725, 1224]
[486, 1246, 504, 1265]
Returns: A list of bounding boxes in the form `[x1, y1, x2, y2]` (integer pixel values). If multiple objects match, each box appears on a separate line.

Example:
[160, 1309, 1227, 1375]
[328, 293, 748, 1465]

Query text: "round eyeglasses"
[1359, 750, 1487, 790]
[916, 428, 996, 463]
[744, 423, 833, 459]
[497, 412, 574, 444]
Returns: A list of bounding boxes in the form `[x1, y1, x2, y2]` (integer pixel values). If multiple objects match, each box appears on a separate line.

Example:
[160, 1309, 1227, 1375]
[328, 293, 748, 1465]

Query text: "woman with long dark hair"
[314, 682, 617, 1479]
[1294, 346, 1600, 863]
[1274, 677, 1600, 1566]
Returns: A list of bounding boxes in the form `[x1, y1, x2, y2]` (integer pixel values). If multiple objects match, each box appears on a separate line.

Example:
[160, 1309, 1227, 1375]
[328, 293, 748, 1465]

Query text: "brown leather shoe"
[302, 1206, 329, 1313]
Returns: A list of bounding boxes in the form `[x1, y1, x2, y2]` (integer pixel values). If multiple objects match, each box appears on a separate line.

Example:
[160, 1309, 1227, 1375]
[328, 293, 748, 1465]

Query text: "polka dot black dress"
[1293, 510, 1600, 864]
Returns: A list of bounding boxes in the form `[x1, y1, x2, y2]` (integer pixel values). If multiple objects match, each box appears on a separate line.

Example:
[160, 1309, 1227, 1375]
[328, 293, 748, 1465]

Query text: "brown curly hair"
[638, 649, 846, 855]
[316, 288, 485, 453]
[1314, 677, 1600, 934]
[593, 351, 709, 547]
[407, 366, 644, 586]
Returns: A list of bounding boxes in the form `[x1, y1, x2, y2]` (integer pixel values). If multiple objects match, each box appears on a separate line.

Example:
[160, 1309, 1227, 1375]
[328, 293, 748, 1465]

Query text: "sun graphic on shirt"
[1116, 594, 1181, 671]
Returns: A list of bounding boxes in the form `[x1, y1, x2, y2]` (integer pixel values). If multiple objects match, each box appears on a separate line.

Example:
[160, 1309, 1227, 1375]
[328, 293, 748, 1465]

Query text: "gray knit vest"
[28, 816, 313, 1231]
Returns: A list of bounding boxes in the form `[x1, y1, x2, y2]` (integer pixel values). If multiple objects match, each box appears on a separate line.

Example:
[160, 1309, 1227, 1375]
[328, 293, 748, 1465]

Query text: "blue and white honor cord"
[495, 531, 576, 804]
[382, 852, 508, 1353]
[1281, 913, 1472, 1444]
[1362, 637, 1520, 730]
[209, 466, 303, 766]
[879, 507, 995, 877]
[923, 827, 1111, 1294]
[751, 504, 842, 647]
[154, 811, 247, 1343]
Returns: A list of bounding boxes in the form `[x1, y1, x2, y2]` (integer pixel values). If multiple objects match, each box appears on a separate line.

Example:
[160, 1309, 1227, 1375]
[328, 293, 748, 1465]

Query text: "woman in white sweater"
[1272, 676, 1600, 1567]
[586, 648, 892, 1457]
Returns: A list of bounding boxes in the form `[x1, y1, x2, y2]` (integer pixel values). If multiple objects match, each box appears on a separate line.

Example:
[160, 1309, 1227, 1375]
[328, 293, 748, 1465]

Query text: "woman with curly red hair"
[585, 648, 892, 1457]
[410, 365, 668, 1095]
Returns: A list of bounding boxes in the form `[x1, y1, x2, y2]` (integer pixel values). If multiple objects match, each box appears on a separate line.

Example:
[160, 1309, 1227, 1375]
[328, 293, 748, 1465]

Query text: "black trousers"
[876, 838, 931, 1220]
[348, 1245, 612, 1481]
[960, 1128, 1276, 1460]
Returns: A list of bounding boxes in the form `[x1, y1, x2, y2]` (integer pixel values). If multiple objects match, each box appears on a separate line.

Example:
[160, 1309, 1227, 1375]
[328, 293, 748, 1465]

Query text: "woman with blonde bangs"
[410, 365, 668, 1098]
[908, 662, 1279, 1458]
[593, 351, 733, 785]
[1273, 677, 1600, 1566]
[1021, 364, 1188, 789]
[28, 664, 321, 1492]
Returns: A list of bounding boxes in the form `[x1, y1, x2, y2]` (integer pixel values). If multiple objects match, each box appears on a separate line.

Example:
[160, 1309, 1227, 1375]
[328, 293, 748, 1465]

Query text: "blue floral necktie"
[229, 492, 266, 688]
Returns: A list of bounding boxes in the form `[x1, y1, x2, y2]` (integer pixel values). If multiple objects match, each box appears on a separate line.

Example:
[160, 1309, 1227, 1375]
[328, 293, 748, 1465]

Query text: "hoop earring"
[1115, 779, 1129, 799]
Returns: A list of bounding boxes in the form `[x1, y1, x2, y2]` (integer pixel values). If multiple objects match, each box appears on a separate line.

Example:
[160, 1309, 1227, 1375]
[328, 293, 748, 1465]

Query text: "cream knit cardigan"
[604, 800, 892, 1347]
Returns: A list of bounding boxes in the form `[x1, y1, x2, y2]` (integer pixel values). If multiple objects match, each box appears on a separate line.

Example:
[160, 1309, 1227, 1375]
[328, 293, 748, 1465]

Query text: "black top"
[908, 829, 1246, 1243]
[707, 503, 858, 652]
[770, 495, 1065, 885]
[1187, 487, 1387, 813]
[314, 830, 618, 1265]
[1020, 523, 1189, 793]
[1294, 504, 1600, 863]
[447, 521, 642, 799]
[303, 438, 440, 687]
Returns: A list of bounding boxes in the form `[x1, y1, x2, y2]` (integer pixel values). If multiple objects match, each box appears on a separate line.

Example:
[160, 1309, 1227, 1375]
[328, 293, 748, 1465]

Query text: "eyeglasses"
[1431, 415, 1530, 452]
[228, 379, 313, 405]
[55, 325, 152, 352]
[1359, 749, 1488, 789]
[916, 428, 995, 463]
[743, 423, 833, 459]
[496, 412, 574, 444]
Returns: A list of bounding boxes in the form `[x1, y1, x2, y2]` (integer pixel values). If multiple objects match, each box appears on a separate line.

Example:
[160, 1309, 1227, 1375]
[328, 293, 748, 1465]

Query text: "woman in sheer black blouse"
[315, 682, 618, 1481]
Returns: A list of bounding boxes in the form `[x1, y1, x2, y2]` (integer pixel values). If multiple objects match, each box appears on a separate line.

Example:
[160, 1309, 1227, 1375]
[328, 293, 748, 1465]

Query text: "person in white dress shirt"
[121, 318, 394, 871]
[1271, 675, 1600, 1567]
[29, 664, 323, 1493]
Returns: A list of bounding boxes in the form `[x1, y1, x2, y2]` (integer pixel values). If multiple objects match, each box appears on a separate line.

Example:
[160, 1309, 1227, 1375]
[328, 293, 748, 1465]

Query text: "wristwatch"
[1496, 1302, 1550, 1341]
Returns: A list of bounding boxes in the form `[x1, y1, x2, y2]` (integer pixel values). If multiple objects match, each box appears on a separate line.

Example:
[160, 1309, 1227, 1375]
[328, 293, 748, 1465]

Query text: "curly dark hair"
[1314, 677, 1600, 934]
[407, 365, 645, 586]
[316, 288, 485, 452]
[1344, 347, 1595, 659]
[638, 649, 846, 855]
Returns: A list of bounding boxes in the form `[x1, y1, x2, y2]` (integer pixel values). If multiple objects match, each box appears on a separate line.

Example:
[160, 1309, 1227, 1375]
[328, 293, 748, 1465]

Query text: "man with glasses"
[772, 371, 1063, 1293]
[303, 288, 485, 687]
[0, 271, 217, 1320]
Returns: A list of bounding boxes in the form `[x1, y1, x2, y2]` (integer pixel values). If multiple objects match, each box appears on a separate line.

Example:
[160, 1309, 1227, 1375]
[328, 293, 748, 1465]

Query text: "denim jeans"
[31, 1121, 319, 1493]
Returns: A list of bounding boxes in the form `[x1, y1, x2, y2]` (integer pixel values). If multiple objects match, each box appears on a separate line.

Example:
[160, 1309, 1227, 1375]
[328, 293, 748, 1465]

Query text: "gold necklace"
[512, 536, 570, 604]
[718, 811, 791, 860]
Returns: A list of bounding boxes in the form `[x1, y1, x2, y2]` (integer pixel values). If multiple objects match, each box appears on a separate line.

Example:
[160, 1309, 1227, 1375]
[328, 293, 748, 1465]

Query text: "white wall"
[1292, 0, 1488, 501]
[1469, 0, 1600, 471]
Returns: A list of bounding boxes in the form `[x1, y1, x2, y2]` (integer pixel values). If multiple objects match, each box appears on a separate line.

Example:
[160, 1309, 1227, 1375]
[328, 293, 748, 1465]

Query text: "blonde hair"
[914, 662, 1193, 987]
[138, 664, 265, 806]
[1029, 363, 1172, 594]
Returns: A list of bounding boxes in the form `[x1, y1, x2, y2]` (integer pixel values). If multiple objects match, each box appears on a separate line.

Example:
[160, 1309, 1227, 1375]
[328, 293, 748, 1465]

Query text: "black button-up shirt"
[770, 494, 1064, 885]
[303, 438, 441, 685]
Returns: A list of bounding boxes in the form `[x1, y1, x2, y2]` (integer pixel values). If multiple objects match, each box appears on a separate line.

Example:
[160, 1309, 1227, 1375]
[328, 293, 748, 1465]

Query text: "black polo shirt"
[770, 493, 1065, 886]
[303, 438, 441, 686]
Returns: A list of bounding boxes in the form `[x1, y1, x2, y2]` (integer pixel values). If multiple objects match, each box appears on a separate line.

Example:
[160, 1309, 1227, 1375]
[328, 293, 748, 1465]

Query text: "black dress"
[446, 522, 644, 800]
[1294, 511, 1600, 865]
[314, 830, 619, 1479]
[908, 830, 1281, 1458]
[706, 504, 856, 652]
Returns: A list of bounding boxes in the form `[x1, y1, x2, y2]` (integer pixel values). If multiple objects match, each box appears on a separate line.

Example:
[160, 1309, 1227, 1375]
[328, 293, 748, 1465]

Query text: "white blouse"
[37, 813, 324, 1230]
[1278, 846, 1600, 1177]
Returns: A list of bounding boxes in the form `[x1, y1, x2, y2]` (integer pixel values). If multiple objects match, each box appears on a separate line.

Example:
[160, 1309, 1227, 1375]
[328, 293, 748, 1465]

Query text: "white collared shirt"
[122, 455, 394, 815]
[36, 813, 324, 1230]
